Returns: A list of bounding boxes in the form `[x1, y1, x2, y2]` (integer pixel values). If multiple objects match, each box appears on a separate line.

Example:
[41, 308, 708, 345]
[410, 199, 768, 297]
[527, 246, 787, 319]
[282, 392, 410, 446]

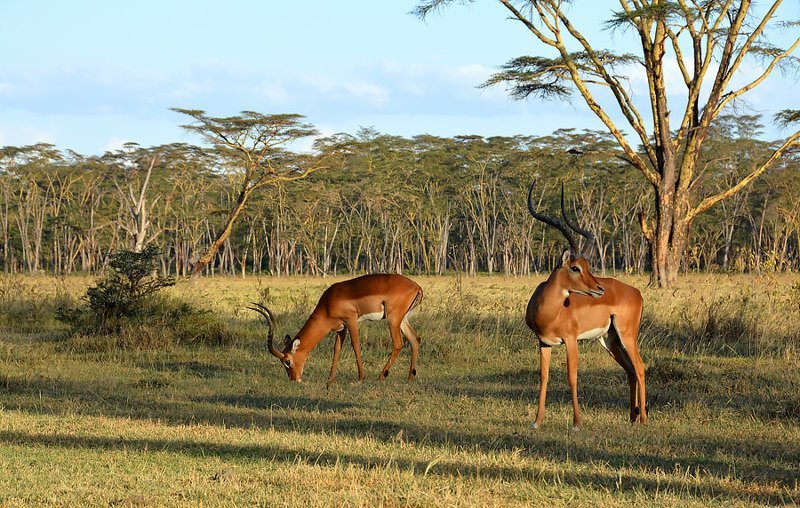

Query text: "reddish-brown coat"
[269, 274, 423, 385]
[526, 254, 647, 429]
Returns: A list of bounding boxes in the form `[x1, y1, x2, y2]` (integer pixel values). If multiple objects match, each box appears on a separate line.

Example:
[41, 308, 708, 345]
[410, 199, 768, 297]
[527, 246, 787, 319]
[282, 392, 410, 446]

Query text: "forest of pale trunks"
[0, 114, 797, 277]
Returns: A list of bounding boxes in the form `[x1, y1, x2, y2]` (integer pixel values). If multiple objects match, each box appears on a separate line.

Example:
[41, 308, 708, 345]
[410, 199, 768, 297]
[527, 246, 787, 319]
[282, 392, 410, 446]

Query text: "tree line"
[0, 113, 797, 278]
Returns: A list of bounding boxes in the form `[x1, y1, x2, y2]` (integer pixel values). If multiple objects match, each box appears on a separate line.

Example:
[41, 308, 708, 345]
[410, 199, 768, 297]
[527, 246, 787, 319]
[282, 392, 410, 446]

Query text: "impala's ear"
[561, 250, 571, 266]
[291, 338, 301, 353]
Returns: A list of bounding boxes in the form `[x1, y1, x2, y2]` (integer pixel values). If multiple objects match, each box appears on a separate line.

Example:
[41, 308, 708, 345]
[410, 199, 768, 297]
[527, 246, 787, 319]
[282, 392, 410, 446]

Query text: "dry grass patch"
[0, 273, 798, 506]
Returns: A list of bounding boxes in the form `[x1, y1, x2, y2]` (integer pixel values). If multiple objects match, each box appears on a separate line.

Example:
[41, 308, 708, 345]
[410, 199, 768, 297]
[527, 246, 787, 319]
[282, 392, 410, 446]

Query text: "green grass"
[0, 273, 798, 506]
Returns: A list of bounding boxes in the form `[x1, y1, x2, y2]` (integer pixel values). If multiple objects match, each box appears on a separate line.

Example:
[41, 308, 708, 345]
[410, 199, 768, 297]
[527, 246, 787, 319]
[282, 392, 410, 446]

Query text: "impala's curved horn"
[559, 182, 596, 258]
[248, 303, 284, 361]
[527, 181, 580, 255]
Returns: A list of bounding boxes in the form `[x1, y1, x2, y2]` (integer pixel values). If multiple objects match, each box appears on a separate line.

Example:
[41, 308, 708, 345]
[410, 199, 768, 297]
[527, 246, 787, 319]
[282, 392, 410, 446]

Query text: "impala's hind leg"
[600, 328, 638, 423]
[402, 320, 420, 344]
[400, 318, 420, 380]
[379, 319, 404, 380]
[613, 315, 647, 424]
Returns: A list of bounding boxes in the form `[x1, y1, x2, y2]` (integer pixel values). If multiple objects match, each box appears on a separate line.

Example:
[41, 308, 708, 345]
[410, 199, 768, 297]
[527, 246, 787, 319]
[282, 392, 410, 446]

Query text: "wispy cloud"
[342, 81, 389, 105]
[257, 83, 292, 104]
[102, 136, 133, 154]
[0, 123, 55, 147]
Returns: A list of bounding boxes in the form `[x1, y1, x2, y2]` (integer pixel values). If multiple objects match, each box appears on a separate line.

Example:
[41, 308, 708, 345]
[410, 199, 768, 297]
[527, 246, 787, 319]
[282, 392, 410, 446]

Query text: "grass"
[0, 273, 798, 506]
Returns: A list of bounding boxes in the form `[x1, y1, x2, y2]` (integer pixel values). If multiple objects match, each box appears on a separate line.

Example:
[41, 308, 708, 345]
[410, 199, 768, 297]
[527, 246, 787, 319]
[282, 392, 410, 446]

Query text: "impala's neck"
[294, 310, 337, 355]
[536, 268, 571, 322]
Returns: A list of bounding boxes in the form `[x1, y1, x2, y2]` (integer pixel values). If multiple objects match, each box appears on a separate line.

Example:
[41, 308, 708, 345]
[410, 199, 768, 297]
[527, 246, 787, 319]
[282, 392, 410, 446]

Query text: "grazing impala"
[526, 182, 647, 429]
[249, 274, 423, 386]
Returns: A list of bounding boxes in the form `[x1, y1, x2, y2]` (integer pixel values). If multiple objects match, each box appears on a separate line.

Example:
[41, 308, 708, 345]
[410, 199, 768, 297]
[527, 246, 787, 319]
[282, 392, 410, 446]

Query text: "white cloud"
[343, 81, 389, 104]
[443, 63, 493, 82]
[300, 74, 339, 93]
[170, 80, 214, 100]
[258, 83, 292, 104]
[298, 74, 390, 105]
[0, 124, 55, 147]
[102, 136, 133, 153]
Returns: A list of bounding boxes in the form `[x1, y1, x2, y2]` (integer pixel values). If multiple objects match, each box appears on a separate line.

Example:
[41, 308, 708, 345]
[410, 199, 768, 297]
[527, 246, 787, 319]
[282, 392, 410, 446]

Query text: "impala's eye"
[283, 360, 291, 369]
[570, 266, 581, 273]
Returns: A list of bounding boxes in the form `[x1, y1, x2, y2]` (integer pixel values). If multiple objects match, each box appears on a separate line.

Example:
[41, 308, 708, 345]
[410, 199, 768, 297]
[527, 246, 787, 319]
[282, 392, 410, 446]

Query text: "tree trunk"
[191, 187, 251, 277]
[648, 184, 692, 288]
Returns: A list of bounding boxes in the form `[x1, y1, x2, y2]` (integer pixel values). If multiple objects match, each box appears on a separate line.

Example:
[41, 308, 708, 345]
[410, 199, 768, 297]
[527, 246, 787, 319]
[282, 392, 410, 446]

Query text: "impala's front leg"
[346, 319, 366, 384]
[326, 328, 346, 388]
[533, 343, 551, 429]
[565, 338, 581, 430]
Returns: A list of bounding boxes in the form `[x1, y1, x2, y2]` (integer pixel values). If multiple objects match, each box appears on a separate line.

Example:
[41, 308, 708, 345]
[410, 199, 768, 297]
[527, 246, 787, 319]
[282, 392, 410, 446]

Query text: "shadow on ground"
[1, 354, 798, 505]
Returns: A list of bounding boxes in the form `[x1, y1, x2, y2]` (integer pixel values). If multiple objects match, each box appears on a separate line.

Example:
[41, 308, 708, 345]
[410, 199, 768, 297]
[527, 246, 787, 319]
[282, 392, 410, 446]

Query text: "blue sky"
[0, 1, 797, 155]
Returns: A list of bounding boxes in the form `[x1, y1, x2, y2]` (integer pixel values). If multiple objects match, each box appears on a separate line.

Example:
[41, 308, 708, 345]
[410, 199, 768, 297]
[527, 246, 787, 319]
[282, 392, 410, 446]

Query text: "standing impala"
[526, 182, 647, 429]
[249, 273, 423, 386]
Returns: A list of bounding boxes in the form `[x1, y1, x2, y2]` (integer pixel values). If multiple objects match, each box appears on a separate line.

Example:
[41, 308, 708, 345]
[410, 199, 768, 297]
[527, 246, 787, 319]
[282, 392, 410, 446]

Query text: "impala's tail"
[408, 289, 423, 315]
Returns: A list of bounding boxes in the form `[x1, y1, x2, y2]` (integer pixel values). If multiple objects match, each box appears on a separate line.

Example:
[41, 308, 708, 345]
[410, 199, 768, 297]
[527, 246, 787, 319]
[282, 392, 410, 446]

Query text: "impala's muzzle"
[589, 285, 605, 298]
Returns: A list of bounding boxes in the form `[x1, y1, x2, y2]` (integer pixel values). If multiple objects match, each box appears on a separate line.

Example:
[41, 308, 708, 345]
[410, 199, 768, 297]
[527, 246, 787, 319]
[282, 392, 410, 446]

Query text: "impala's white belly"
[536, 320, 611, 346]
[577, 322, 611, 341]
[358, 310, 384, 322]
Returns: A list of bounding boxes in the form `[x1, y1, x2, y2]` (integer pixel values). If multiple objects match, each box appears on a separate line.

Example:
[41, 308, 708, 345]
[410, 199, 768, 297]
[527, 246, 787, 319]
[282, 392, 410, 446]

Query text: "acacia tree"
[416, 0, 800, 287]
[171, 109, 330, 276]
[103, 143, 164, 253]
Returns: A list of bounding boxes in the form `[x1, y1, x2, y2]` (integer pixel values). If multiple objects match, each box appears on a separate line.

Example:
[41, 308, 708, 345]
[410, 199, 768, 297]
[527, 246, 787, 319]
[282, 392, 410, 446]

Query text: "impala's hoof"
[571, 425, 581, 432]
[531, 422, 539, 430]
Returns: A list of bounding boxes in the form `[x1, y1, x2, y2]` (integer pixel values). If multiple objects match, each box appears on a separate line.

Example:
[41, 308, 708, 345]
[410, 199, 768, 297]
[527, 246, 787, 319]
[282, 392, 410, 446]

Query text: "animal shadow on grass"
[139, 361, 231, 379]
[0, 422, 795, 505]
[0, 367, 797, 505]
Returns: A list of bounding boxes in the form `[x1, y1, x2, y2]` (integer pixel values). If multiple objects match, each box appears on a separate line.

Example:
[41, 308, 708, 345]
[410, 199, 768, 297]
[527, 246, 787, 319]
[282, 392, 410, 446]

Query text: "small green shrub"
[86, 245, 176, 322]
[57, 246, 175, 333]
[57, 247, 240, 350]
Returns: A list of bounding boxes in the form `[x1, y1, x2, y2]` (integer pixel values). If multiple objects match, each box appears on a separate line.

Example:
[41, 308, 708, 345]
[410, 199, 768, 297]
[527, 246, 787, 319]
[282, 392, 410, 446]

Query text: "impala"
[525, 182, 647, 429]
[249, 273, 423, 386]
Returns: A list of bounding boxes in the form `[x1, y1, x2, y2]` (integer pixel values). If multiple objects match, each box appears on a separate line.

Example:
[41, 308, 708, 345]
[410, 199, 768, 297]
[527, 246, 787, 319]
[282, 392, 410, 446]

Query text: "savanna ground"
[0, 272, 798, 506]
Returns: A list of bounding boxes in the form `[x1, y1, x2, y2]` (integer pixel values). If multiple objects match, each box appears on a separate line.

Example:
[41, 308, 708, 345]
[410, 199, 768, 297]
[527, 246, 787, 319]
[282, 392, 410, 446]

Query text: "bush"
[86, 245, 176, 322]
[57, 246, 173, 333]
[57, 247, 239, 350]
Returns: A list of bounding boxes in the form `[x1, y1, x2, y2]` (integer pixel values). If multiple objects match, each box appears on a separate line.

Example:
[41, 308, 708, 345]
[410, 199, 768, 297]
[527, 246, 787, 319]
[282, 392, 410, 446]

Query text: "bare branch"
[688, 130, 800, 221]
[715, 36, 800, 115]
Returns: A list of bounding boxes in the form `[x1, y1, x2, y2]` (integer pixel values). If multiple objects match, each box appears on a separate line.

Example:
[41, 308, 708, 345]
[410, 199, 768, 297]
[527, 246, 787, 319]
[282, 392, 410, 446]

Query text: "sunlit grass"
[0, 273, 798, 506]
